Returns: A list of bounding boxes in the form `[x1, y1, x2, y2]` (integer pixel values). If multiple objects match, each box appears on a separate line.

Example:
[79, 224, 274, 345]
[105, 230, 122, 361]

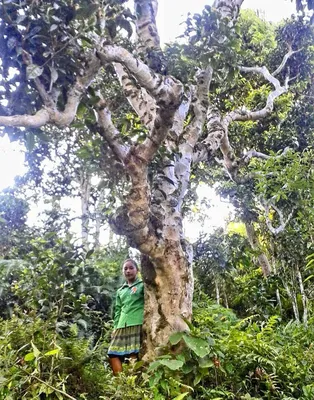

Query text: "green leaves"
[183, 335, 210, 358]
[159, 359, 184, 371]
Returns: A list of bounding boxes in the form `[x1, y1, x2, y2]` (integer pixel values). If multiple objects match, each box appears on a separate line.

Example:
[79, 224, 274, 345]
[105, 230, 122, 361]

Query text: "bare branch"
[33, 78, 55, 108]
[0, 109, 50, 128]
[183, 67, 213, 147]
[224, 65, 288, 125]
[272, 46, 302, 76]
[242, 147, 291, 164]
[134, 0, 161, 52]
[96, 99, 129, 162]
[138, 101, 181, 163]
[97, 45, 183, 105]
[262, 200, 295, 235]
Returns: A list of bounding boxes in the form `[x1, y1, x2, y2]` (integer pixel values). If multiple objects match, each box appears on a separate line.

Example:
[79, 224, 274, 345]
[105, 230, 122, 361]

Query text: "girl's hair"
[123, 258, 138, 270]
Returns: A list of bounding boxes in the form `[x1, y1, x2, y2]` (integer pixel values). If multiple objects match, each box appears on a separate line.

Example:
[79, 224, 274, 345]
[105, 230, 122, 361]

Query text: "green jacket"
[113, 278, 144, 329]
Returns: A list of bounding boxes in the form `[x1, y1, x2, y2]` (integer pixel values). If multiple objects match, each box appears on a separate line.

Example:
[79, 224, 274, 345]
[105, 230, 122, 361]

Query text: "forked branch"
[0, 55, 101, 128]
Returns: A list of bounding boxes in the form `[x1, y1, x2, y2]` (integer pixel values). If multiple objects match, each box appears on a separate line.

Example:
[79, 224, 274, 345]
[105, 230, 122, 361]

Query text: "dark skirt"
[108, 325, 142, 357]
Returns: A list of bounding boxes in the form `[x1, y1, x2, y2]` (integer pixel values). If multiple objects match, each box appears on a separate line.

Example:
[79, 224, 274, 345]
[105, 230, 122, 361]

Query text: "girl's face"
[123, 260, 138, 283]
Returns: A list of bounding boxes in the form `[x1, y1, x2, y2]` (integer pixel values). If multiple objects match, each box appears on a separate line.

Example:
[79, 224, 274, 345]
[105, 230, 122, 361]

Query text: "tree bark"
[80, 171, 91, 250]
[141, 251, 193, 360]
[283, 281, 300, 323]
[94, 189, 105, 250]
[215, 279, 220, 305]
[245, 221, 271, 277]
[295, 264, 308, 326]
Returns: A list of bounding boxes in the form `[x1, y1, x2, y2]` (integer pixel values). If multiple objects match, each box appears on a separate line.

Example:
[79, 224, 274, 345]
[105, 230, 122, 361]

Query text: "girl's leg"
[109, 356, 123, 375]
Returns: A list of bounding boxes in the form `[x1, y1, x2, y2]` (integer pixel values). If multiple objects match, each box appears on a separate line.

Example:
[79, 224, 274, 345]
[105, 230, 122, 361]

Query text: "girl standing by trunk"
[108, 259, 144, 374]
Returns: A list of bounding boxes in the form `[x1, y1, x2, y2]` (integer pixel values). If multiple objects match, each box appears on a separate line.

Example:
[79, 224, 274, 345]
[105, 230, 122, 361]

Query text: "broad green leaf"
[159, 359, 184, 371]
[198, 356, 214, 368]
[147, 361, 161, 372]
[86, 249, 94, 259]
[183, 335, 210, 358]
[169, 331, 184, 345]
[24, 352, 35, 361]
[172, 393, 190, 400]
[44, 348, 60, 356]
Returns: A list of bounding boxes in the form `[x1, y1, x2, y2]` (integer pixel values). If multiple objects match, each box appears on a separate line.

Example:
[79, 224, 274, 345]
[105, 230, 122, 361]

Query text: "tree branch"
[213, 0, 245, 24]
[242, 147, 290, 164]
[176, 67, 212, 208]
[262, 200, 295, 235]
[96, 99, 129, 162]
[134, 0, 161, 52]
[97, 45, 183, 106]
[53, 55, 101, 126]
[0, 109, 50, 128]
[272, 46, 302, 76]
[224, 65, 288, 125]
[0, 55, 101, 129]
[114, 62, 157, 132]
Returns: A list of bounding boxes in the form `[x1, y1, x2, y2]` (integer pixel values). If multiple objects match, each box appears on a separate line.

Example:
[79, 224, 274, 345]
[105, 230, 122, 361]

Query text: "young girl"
[108, 259, 144, 374]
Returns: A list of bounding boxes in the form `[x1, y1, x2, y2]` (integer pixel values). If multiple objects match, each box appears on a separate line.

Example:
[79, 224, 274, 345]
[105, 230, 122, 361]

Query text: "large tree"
[0, 0, 309, 359]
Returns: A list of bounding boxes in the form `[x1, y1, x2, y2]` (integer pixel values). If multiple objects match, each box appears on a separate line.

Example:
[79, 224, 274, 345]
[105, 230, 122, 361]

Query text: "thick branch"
[97, 45, 182, 105]
[114, 63, 157, 132]
[134, 0, 161, 52]
[0, 109, 50, 128]
[96, 100, 129, 162]
[176, 67, 212, 207]
[138, 99, 183, 163]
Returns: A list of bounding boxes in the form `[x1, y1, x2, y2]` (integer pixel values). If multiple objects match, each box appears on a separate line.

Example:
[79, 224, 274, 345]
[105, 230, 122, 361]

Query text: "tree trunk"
[80, 171, 91, 250]
[223, 283, 229, 308]
[141, 250, 193, 360]
[245, 221, 271, 277]
[295, 264, 308, 326]
[215, 279, 220, 305]
[283, 280, 300, 323]
[94, 189, 105, 250]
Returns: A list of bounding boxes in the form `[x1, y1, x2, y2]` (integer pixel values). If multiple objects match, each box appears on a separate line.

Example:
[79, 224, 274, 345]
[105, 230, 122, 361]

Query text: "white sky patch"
[184, 184, 234, 242]
[0, 136, 26, 191]
[157, 0, 296, 43]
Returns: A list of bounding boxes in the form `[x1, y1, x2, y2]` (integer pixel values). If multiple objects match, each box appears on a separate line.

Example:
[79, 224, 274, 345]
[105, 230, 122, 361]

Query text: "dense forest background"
[0, 0, 314, 399]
